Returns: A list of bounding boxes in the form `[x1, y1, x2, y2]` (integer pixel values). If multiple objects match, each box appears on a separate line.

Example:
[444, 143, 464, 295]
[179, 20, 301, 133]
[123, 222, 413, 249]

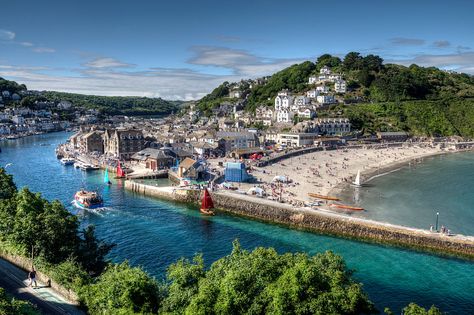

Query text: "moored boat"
[352, 170, 362, 186]
[308, 193, 340, 201]
[330, 203, 364, 211]
[200, 188, 215, 215]
[60, 157, 75, 165]
[73, 190, 104, 209]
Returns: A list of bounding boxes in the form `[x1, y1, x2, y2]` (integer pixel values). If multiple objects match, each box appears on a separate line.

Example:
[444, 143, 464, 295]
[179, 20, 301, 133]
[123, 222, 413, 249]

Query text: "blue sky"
[0, 0, 473, 100]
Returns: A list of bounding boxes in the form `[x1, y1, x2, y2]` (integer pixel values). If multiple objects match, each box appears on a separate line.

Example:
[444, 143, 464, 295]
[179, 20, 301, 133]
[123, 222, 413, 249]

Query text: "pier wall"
[124, 181, 474, 260]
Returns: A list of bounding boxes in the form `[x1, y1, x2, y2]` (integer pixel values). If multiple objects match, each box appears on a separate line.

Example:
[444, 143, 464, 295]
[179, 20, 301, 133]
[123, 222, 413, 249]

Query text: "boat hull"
[73, 199, 104, 210]
[200, 208, 215, 215]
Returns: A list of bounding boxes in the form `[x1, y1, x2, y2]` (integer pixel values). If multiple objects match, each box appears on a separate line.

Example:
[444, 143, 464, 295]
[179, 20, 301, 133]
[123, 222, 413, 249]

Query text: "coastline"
[124, 180, 474, 260]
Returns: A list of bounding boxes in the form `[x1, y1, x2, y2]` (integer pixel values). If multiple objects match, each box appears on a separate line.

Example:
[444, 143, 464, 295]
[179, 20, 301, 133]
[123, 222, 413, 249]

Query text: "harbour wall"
[125, 181, 474, 260]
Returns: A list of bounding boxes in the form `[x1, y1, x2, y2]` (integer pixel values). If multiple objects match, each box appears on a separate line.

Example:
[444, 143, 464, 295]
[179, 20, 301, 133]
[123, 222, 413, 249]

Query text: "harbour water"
[339, 153, 474, 236]
[1, 132, 473, 313]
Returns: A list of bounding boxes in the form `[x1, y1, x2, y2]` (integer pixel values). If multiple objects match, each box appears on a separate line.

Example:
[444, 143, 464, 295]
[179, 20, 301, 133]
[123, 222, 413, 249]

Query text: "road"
[0, 259, 84, 315]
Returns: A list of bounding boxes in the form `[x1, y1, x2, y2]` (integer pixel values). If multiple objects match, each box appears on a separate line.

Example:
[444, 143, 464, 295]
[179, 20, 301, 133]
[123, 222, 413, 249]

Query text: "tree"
[0, 287, 39, 315]
[401, 303, 442, 315]
[316, 54, 342, 69]
[81, 262, 163, 315]
[363, 54, 384, 72]
[163, 241, 376, 315]
[77, 225, 115, 276]
[343, 52, 364, 71]
[0, 168, 17, 200]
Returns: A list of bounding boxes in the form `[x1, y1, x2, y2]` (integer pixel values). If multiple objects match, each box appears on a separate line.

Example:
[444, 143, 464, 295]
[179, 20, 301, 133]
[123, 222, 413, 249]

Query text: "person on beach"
[28, 267, 38, 288]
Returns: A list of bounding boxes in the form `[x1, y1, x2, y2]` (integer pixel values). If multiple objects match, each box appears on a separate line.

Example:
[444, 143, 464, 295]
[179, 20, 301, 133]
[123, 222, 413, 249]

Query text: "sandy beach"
[239, 144, 449, 205]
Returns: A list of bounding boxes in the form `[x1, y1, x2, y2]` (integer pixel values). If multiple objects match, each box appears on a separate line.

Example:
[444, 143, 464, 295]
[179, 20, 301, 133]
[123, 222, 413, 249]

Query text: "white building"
[57, 101, 72, 110]
[306, 89, 320, 98]
[334, 80, 347, 93]
[277, 133, 317, 147]
[297, 108, 315, 119]
[316, 85, 330, 93]
[294, 96, 310, 106]
[11, 115, 25, 125]
[276, 109, 294, 123]
[316, 95, 335, 105]
[274, 91, 293, 111]
[315, 118, 351, 135]
[320, 66, 331, 75]
[308, 76, 318, 84]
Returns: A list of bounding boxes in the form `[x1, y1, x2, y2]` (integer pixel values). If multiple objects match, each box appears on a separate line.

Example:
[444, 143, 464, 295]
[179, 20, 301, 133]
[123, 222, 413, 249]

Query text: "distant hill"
[197, 52, 474, 137]
[0, 77, 182, 116]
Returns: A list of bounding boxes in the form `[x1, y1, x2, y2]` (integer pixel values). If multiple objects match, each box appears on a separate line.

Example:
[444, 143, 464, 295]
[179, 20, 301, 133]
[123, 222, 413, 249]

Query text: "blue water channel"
[1, 132, 473, 314]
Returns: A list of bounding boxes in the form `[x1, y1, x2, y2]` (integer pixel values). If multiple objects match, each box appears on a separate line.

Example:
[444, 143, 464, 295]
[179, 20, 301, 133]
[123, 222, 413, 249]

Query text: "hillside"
[0, 77, 182, 116]
[197, 52, 474, 137]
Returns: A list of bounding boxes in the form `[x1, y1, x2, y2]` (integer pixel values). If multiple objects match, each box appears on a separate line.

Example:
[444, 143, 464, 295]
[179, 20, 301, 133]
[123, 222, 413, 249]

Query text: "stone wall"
[124, 181, 474, 260]
[0, 251, 80, 304]
[211, 193, 474, 260]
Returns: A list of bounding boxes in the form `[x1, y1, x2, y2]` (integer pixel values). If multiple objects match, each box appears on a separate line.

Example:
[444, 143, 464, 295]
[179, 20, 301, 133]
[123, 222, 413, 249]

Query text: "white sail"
[353, 170, 361, 186]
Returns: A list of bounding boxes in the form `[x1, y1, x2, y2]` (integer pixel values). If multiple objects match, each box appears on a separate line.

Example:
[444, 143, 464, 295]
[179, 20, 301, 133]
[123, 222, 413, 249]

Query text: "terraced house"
[104, 128, 145, 159]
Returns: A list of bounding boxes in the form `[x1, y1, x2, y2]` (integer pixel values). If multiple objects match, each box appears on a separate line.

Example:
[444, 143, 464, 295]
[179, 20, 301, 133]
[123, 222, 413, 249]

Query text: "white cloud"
[84, 57, 135, 69]
[0, 29, 15, 41]
[387, 52, 474, 74]
[0, 47, 313, 100]
[390, 37, 425, 46]
[32, 47, 56, 53]
[20, 42, 34, 47]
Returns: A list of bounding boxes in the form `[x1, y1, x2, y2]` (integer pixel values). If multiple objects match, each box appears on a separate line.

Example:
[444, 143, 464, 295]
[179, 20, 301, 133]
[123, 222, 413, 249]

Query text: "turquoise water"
[1, 132, 473, 314]
[339, 153, 474, 236]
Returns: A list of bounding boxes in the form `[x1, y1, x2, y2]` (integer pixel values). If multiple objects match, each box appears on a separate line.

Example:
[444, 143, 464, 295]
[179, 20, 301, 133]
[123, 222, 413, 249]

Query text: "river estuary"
[1, 132, 473, 313]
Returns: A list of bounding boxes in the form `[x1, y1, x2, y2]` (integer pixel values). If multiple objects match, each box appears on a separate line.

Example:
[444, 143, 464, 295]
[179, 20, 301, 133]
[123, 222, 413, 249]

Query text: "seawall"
[125, 181, 474, 260]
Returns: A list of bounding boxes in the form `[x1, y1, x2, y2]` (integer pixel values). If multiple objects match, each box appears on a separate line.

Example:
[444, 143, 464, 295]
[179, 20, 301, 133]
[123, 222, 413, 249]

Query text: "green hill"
[0, 77, 181, 116]
[197, 52, 474, 137]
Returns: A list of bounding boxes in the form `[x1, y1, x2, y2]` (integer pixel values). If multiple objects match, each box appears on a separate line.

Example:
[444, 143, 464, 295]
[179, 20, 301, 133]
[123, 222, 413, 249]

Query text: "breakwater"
[125, 181, 474, 260]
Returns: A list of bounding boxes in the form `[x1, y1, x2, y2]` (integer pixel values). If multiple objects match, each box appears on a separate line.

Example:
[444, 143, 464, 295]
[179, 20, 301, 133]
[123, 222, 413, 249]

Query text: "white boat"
[60, 157, 75, 166]
[352, 170, 361, 186]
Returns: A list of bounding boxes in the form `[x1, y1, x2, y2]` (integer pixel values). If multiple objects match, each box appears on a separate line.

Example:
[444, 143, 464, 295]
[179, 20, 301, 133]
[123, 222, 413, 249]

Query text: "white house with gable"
[276, 109, 294, 123]
[334, 80, 347, 93]
[306, 89, 320, 98]
[320, 66, 331, 75]
[274, 90, 293, 111]
[316, 95, 335, 105]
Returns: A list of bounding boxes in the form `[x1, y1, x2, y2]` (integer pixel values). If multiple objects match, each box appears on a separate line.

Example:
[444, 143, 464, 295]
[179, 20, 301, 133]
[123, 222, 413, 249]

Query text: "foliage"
[41, 91, 181, 116]
[0, 77, 26, 94]
[162, 241, 375, 315]
[80, 261, 164, 315]
[0, 287, 39, 315]
[401, 303, 442, 315]
[0, 169, 112, 274]
[246, 61, 316, 111]
[316, 54, 342, 70]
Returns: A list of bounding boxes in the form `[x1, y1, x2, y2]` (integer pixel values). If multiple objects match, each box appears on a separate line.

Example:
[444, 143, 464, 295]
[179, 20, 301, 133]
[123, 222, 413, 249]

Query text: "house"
[276, 109, 294, 123]
[320, 66, 331, 75]
[82, 131, 104, 154]
[276, 133, 317, 147]
[293, 96, 310, 107]
[104, 129, 145, 160]
[334, 80, 347, 93]
[57, 101, 73, 110]
[297, 107, 315, 119]
[308, 76, 318, 84]
[316, 95, 335, 105]
[176, 157, 202, 180]
[376, 131, 409, 142]
[274, 91, 293, 111]
[316, 85, 329, 93]
[229, 89, 241, 98]
[216, 131, 259, 154]
[315, 118, 351, 135]
[306, 89, 320, 98]
[192, 141, 219, 156]
[131, 148, 174, 170]
[11, 93, 21, 101]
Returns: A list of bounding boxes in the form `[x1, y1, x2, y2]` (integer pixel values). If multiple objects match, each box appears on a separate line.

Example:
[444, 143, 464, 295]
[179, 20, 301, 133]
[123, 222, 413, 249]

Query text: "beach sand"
[243, 144, 446, 205]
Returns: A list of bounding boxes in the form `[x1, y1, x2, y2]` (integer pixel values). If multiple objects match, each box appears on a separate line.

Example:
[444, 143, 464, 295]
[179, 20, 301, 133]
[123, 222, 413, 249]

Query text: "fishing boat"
[73, 190, 103, 209]
[60, 157, 75, 165]
[330, 203, 364, 211]
[307, 193, 340, 201]
[352, 170, 362, 186]
[200, 188, 215, 215]
[104, 168, 111, 185]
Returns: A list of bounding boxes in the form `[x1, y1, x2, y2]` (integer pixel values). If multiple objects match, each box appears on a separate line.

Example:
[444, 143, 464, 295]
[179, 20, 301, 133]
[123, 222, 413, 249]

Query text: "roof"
[192, 142, 218, 149]
[179, 157, 197, 170]
[377, 131, 409, 136]
[131, 148, 173, 161]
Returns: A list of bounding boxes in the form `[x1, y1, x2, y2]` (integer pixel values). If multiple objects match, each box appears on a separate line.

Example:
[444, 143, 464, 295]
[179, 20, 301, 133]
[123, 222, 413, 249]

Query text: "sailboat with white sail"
[352, 170, 362, 187]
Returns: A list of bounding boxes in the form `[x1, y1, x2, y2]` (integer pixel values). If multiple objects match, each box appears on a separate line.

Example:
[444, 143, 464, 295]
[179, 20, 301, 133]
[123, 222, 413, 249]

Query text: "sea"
[1, 132, 473, 314]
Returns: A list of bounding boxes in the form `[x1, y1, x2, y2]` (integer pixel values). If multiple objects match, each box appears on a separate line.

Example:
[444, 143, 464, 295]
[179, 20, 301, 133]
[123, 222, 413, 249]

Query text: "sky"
[0, 0, 473, 100]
